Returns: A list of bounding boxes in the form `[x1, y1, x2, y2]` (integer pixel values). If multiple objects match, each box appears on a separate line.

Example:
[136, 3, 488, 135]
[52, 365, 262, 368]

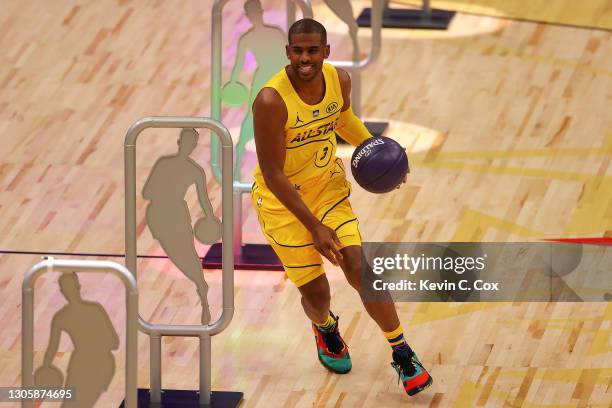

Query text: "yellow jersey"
[253, 63, 344, 189]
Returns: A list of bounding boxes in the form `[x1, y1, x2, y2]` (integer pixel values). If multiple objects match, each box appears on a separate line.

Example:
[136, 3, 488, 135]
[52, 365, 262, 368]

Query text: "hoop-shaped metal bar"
[124, 116, 234, 336]
[210, 0, 313, 187]
[21, 258, 138, 408]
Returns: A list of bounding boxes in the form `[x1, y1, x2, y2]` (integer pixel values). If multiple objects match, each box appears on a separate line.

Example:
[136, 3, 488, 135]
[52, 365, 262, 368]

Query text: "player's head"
[286, 18, 330, 82]
[178, 128, 199, 154]
[244, 0, 263, 23]
[59, 273, 81, 301]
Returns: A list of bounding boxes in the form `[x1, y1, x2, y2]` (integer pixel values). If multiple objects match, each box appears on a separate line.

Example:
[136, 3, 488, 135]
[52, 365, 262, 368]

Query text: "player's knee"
[345, 264, 362, 292]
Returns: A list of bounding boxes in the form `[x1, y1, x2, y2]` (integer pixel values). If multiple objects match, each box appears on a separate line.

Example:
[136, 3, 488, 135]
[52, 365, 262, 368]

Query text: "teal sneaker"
[391, 347, 433, 396]
[312, 313, 352, 374]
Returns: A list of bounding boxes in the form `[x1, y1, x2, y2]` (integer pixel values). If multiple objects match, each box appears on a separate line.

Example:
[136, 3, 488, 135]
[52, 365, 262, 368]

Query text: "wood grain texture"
[0, 0, 610, 407]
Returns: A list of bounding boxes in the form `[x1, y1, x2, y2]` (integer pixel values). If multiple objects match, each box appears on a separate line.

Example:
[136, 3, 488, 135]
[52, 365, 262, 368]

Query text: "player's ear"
[285, 44, 290, 59]
[324, 45, 330, 59]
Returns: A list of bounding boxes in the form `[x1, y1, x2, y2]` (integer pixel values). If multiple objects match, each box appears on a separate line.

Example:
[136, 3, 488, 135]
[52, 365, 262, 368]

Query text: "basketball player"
[251, 19, 432, 396]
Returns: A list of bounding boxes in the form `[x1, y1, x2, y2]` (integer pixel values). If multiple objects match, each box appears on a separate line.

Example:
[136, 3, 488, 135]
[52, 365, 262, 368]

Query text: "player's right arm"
[253, 88, 343, 265]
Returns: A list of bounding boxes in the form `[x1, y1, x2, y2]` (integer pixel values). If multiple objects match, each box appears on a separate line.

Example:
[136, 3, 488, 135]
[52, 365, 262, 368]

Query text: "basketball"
[194, 215, 222, 244]
[350, 136, 409, 193]
[34, 365, 64, 388]
[221, 81, 249, 107]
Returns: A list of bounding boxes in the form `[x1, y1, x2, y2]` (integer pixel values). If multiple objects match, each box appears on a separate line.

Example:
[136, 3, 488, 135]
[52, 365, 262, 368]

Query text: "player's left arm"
[335, 68, 373, 147]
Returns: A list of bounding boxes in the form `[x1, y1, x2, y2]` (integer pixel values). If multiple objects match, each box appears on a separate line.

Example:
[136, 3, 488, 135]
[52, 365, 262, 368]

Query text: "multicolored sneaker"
[312, 313, 352, 374]
[391, 347, 433, 396]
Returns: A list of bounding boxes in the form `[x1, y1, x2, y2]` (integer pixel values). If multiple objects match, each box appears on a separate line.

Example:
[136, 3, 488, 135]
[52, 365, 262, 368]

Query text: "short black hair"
[288, 18, 327, 45]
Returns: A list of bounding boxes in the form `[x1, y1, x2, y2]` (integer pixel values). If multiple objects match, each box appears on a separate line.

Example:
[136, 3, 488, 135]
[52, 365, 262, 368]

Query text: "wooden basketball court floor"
[0, 0, 610, 406]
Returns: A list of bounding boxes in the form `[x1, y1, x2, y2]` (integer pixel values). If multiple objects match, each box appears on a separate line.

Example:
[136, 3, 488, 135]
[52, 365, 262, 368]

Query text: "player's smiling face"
[286, 33, 330, 82]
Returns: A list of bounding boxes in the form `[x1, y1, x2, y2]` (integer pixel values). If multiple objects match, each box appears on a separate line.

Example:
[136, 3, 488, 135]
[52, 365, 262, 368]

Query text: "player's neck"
[286, 66, 325, 105]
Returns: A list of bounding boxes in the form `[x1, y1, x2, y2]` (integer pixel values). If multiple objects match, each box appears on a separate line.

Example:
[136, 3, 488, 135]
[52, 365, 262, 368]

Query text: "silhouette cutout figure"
[39, 273, 118, 407]
[323, 0, 360, 62]
[228, 0, 286, 179]
[143, 128, 219, 324]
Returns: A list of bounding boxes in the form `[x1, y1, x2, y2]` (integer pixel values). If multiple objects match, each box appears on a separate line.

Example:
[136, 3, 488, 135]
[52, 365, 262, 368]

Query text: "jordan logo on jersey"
[294, 113, 304, 126]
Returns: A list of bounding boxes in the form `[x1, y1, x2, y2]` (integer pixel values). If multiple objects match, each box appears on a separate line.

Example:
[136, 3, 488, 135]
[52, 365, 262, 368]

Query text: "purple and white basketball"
[350, 136, 409, 193]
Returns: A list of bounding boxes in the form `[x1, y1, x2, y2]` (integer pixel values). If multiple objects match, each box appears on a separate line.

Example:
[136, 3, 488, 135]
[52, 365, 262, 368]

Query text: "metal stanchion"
[22, 258, 138, 408]
[123, 116, 242, 407]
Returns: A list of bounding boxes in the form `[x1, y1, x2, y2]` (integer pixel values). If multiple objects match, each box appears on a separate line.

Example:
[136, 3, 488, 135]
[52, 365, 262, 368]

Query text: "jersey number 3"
[315, 142, 333, 168]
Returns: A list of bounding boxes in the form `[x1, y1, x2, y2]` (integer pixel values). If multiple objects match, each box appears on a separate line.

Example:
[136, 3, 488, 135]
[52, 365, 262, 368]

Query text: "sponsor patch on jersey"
[313, 109, 319, 118]
[326, 101, 338, 113]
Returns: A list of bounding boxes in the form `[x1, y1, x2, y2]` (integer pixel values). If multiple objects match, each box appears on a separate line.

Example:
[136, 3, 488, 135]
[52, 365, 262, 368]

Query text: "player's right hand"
[310, 222, 343, 266]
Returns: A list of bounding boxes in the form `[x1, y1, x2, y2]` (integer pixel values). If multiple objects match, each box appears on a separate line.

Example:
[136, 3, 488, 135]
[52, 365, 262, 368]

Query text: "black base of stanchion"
[202, 243, 284, 271]
[357, 7, 455, 30]
[337, 121, 388, 144]
[119, 388, 243, 407]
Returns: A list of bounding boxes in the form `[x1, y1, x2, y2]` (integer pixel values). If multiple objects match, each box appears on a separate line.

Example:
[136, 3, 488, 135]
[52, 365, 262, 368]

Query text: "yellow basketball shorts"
[251, 160, 362, 287]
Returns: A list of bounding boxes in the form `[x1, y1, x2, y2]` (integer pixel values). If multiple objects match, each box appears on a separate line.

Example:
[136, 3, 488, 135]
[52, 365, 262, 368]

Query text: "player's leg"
[338, 245, 433, 396]
[252, 183, 351, 373]
[296, 273, 330, 323]
[297, 273, 352, 374]
[314, 160, 433, 394]
[338, 245, 399, 330]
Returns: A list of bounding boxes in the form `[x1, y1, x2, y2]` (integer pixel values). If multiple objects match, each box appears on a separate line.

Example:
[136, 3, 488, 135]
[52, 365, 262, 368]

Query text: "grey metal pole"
[150, 333, 162, 404]
[423, 0, 432, 20]
[233, 190, 243, 258]
[199, 334, 212, 406]
[125, 286, 138, 408]
[21, 286, 34, 408]
[125, 144, 137, 277]
[286, 0, 296, 28]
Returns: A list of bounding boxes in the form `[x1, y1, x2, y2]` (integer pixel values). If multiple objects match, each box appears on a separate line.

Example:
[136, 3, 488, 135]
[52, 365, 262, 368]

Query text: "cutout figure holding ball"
[225, 0, 286, 179]
[143, 129, 221, 325]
